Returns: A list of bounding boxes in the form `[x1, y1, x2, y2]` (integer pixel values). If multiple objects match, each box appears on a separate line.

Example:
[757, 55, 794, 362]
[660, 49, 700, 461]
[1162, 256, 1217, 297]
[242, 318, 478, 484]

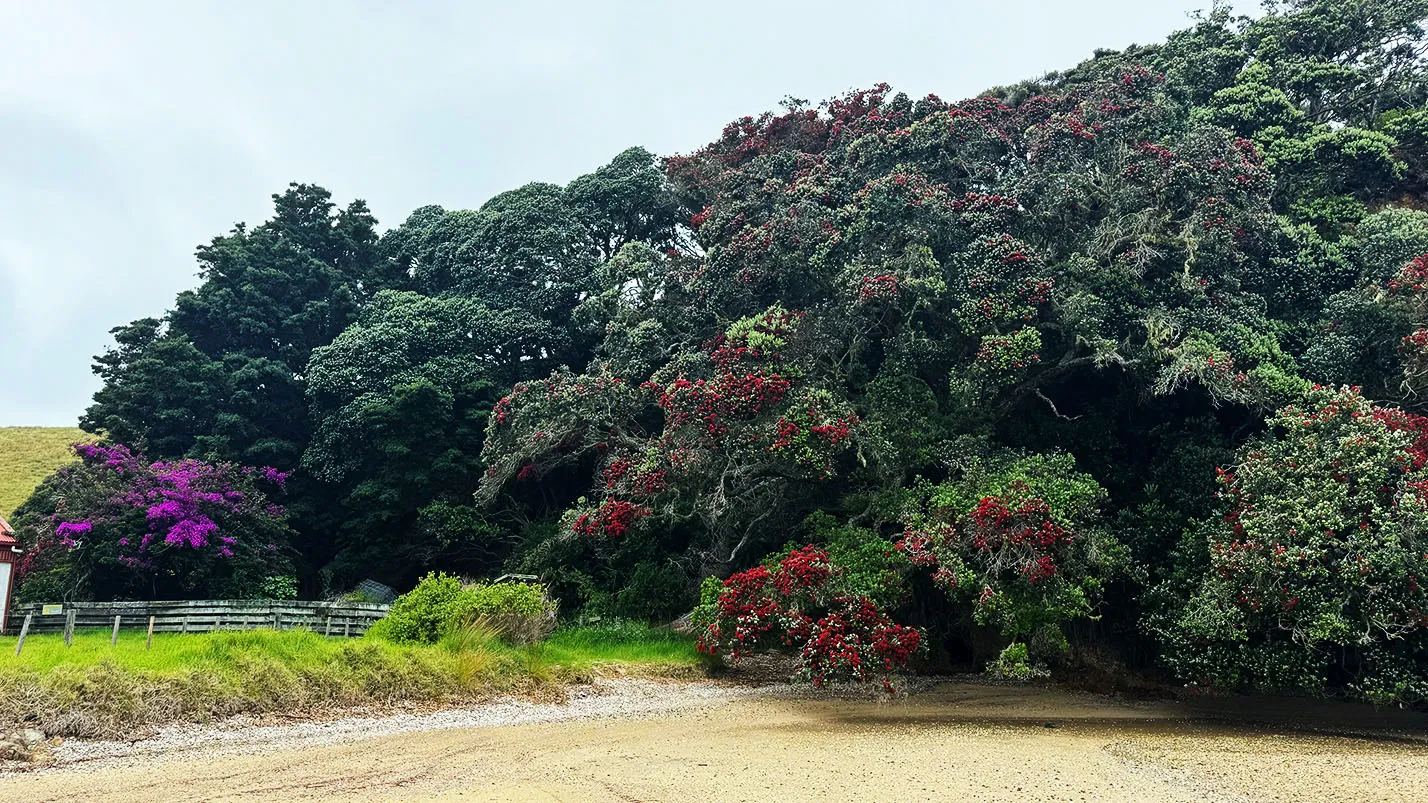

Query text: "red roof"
[0, 515, 16, 546]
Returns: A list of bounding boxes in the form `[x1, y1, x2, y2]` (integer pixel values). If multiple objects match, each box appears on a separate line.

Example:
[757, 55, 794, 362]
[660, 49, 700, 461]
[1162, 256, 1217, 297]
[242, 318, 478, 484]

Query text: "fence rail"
[6, 599, 391, 638]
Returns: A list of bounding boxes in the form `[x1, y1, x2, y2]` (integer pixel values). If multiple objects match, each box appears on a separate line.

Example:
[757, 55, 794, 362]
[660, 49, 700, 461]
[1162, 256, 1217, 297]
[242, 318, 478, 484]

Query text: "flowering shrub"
[1161, 387, 1428, 703]
[13, 443, 294, 601]
[693, 544, 922, 689]
[569, 499, 652, 538]
[957, 327, 1043, 398]
[1387, 254, 1428, 395]
[899, 453, 1118, 670]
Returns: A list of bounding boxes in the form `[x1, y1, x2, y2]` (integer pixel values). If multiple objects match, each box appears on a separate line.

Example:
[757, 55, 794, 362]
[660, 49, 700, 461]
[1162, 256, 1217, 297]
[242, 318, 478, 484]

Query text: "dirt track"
[4, 681, 1428, 802]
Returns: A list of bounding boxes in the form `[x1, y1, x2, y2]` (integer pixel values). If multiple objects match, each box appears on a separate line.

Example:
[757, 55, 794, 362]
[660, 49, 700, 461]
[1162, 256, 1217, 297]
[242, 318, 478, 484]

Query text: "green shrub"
[378, 572, 466, 643]
[804, 512, 909, 608]
[614, 561, 691, 623]
[261, 575, 299, 600]
[377, 572, 556, 645]
[451, 581, 558, 644]
[987, 642, 1049, 682]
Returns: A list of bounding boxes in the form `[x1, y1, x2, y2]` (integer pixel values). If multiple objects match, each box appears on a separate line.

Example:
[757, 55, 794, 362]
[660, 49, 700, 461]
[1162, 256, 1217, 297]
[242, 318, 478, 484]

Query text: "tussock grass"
[0, 624, 699, 738]
[0, 427, 92, 517]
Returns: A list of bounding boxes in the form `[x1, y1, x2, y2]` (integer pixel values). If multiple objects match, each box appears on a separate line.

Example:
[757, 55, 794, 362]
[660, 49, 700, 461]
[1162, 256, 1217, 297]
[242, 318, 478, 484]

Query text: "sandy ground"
[4, 680, 1428, 802]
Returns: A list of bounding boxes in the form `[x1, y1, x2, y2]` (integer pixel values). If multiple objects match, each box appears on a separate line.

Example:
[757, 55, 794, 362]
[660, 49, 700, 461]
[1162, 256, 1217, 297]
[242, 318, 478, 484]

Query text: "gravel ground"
[3, 679, 1428, 802]
[39, 678, 787, 770]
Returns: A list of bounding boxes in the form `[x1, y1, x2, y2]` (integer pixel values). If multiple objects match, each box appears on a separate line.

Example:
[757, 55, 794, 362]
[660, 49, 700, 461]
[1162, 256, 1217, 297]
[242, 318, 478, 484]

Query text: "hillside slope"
[0, 427, 89, 517]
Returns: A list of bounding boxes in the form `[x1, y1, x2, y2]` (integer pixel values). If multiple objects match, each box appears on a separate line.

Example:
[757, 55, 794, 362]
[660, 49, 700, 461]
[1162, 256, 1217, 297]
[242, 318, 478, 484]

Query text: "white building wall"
[0, 562, 12, 632]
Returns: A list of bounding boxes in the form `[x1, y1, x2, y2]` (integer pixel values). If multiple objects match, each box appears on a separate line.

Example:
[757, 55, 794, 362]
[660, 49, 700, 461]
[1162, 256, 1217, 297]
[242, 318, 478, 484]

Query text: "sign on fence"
[41, 604, 62, 615]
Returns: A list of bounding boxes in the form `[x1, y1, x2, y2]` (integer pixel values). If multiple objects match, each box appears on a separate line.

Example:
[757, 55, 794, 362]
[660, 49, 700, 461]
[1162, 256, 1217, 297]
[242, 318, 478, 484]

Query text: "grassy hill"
[0, 427, 91, 517]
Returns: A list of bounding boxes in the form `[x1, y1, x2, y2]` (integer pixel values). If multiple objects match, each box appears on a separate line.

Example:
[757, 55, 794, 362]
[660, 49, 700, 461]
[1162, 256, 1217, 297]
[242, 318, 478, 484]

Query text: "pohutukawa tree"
[899, 453, 1120, 675]
[480, 305, 868, 573]
[1161, 387, 1428, 704]
[693, 544, 923, 689]
[25, 0, 1428, 701]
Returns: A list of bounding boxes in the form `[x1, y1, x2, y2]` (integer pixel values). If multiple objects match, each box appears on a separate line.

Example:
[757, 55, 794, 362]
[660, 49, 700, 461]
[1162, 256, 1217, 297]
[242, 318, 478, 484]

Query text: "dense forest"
[16, 0, 1428, 701]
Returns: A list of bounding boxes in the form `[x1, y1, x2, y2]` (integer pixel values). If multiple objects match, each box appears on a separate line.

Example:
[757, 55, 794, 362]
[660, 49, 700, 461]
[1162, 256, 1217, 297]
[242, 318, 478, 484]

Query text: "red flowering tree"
[481, 307, 870, 573]
[1162, 387, 1428, 704]
[693, 544, 922, 689]
[899, 453, 1119, 676]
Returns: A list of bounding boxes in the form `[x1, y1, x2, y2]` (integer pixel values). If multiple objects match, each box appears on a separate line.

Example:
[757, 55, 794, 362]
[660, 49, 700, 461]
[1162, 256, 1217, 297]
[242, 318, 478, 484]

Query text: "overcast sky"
[0, 1, 1236, 426]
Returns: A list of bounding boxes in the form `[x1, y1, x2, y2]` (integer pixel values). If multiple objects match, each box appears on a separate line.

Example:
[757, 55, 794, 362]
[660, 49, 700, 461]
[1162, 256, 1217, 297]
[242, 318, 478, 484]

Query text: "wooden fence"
[6, 599, 391, 638]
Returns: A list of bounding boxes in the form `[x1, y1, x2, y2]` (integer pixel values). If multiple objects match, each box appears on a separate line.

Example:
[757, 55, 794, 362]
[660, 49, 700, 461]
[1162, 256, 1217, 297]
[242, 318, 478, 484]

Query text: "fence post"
[146, 616, 155, 650]
[111, 615, 121, 646]
[63, 609, 76, 647]
[14, 613, 32, 656]
[273, 611, 281, 632]
[325, 616, 332, 637]
[182, 616, 189, 635]
[344, 620, 351, 638]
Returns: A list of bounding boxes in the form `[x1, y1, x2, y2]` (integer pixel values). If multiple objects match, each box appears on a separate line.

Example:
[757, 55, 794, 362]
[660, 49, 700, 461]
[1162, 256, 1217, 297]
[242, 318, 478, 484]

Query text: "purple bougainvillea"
[15, 443, 294, 601]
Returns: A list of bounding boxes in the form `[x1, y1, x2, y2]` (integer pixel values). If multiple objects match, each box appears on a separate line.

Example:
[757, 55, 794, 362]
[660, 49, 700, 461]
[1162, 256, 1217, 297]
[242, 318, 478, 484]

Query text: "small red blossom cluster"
[1390, 254, 1428, 295]
[800, 598, 922, 687]
[859, 273, 900, 301]
[772, 546, 835, 595]
[966, 493, 1071, 584]
[698, 565, 782, 655]
[602, 457, 631, 488]
[601, 454, 669, 497]
[809, 415, 856, 445]
[765, 406, 861, 477]
[1021, 278, 1053, 304]
[572, 499, 650, 537]
[772, 416, 800, 450]
[952, 191, 1019, 215]
[493, 395, 514, 425]
[1371, 405, 1428, 470]
[653, 371, 793, 440]
[1138, 141, 1175, 166]
[899, 483, 1079, 590]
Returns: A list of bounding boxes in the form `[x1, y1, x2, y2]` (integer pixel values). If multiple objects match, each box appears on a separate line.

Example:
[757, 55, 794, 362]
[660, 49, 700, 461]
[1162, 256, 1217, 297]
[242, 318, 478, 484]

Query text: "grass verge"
[0, 624, 700, 739]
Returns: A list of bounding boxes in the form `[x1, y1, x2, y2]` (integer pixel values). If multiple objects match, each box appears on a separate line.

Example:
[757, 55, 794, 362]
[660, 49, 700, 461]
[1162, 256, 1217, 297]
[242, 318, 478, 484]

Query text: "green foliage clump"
[986, 641, 1049, 682]
[372, 572, 467, 644]
[802, 512, 909, 608]
[374, 572, 556, 645]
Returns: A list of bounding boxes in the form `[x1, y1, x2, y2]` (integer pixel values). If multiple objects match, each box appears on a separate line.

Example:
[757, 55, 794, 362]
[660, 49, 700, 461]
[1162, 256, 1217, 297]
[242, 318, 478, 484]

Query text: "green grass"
[539, 623, 704, 668]
[0, 624, 700, 738]
[0, 427, 92, 517]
